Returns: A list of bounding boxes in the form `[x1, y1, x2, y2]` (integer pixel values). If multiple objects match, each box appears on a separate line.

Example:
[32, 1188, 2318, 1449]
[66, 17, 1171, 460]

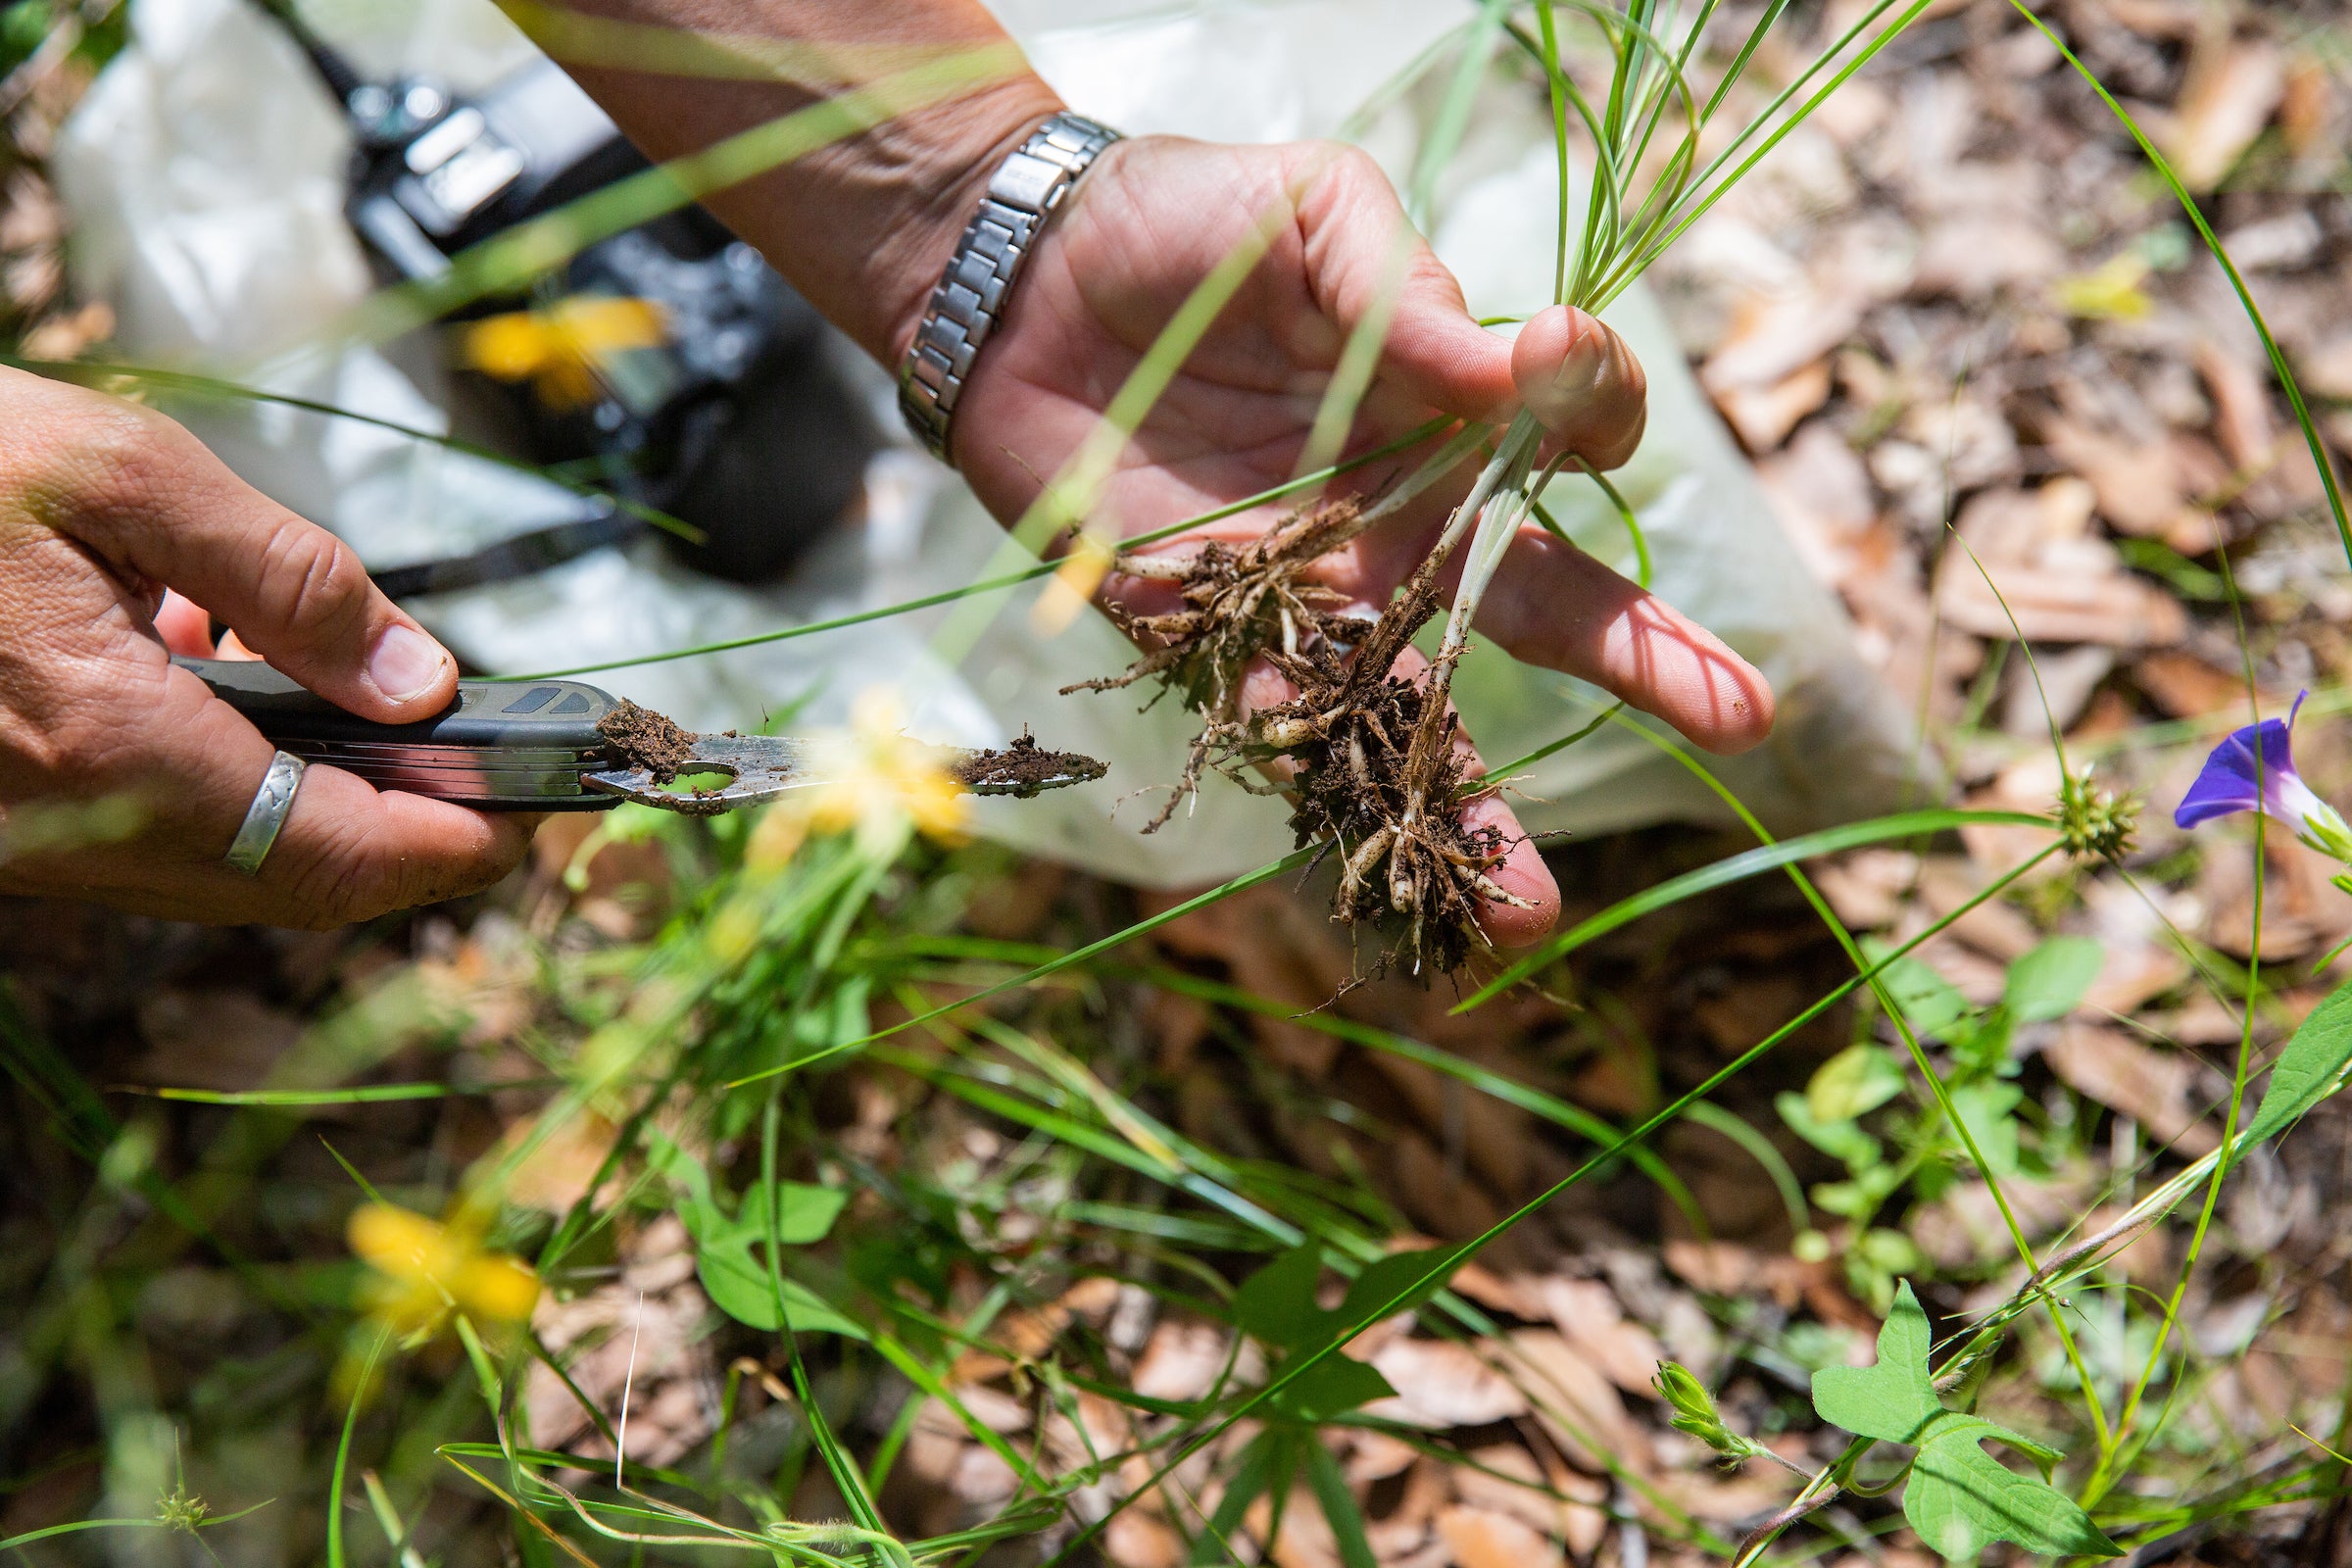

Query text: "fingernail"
[368, 622, 447, 703]
[1551, 322, 1603, 390]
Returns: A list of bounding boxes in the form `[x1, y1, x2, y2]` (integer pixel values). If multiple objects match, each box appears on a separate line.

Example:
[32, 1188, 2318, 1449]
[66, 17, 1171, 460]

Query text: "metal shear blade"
[580, 734, 1105, 815]
[580, 734, 816, 815]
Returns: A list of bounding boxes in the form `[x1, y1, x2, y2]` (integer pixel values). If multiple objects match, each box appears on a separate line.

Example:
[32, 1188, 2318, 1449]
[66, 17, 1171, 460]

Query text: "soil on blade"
[597, 700, 694, 783]
[953, 733, 1107, 797]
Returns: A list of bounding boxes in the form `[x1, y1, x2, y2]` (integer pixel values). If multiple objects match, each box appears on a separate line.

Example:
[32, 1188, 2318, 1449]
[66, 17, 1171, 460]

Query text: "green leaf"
[2003, 936, 2105, 1023]
[1229, 1246, 1419, 1422]
[1948, 1081, 2024, 1179]
[743, 1179, 850, 1246]
[1811, 1281, 1940, 1444]
[1866, 943, 1972, 1040]
[1265, 1355, 1394, 1424]
[1806, 1044, 1906, 1123]
[1906, 1412, 2117, 1561]
[1777, 1091, 1881, 1168]
[1302, 1443, 1378, 1568]
[1811, 1284, 2118, 1561]
[1189, 1431, 1278, 1566]
[1336, 1246, 1459, 1327]
[1232, 1246, 1328, 1352]
[2246, 979, 2352, 1148]
[683, 1183, 862, 1338]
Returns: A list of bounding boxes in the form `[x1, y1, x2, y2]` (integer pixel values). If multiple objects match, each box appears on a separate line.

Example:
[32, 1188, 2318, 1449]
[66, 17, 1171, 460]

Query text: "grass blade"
[1458, 808, 2052, 1008]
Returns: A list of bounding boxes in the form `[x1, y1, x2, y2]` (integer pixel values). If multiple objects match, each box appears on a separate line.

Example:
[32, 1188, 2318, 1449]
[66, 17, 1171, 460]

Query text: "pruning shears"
[175, 657, 1103, 816]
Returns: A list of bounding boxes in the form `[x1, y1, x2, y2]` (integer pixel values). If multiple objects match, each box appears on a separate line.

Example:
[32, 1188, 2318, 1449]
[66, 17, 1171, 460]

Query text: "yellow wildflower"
[460, 295, 669, 410]
[2052, 252, 2153, 321]
[348, 1201, 539, 1340]
[745, 689, 969, 869]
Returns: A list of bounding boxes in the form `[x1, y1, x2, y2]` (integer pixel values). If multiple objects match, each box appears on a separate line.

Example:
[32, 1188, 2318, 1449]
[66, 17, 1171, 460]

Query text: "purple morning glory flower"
[2176, 693, 2352, 858]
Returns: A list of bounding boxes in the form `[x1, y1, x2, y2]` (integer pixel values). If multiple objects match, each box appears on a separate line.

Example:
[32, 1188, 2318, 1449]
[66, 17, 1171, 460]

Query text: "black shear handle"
[172, 658, 626, 809]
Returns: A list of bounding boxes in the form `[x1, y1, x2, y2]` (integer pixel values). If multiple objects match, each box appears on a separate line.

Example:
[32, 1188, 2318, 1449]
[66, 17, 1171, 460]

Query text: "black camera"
[282, 15, 878, 586]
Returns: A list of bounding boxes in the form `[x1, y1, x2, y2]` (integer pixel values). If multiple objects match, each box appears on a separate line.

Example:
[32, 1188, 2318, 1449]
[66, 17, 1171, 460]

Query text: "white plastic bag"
[56, 0, 1916, 888]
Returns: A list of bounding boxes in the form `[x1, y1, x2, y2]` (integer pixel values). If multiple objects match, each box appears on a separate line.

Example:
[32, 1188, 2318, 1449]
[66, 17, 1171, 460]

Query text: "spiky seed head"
[2059, 768, 2138, 862]
[156, 1485, 208, 1535]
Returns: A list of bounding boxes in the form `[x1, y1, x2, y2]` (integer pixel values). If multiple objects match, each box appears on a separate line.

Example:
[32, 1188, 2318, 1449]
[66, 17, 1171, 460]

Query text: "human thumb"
[53, 394, 459, 721]
[1510, 305, 1647, 470]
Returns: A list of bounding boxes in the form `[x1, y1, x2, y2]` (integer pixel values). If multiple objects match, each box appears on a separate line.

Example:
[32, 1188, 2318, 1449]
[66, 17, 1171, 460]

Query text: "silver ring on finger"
[225, 750, 307, 876]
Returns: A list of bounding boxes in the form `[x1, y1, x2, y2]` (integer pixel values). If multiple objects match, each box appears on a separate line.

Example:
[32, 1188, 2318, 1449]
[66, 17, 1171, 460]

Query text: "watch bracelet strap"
[898, 111, 1121, 462]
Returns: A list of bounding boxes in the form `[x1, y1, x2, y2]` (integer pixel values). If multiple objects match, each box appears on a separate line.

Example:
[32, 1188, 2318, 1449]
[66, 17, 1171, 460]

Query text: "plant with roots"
[1063, 0, 1937, 976]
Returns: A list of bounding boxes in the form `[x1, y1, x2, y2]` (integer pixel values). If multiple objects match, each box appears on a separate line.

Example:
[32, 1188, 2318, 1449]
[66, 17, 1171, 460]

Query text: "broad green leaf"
[645, 1129, 712, 1207]
[683, 1182, 862, 1338]
[1812, 1284, 2118, 1560]
[1906, 1412, 2117, 1561]
[1777, 1091, 1882, 1168]
[1267, 1354, 1395, 1423]
[1866, 943, 1972, 1040]
[738, 1180, 850, 1247]
[695, 1238, 865, 1338]
[1811, 1281, 1940, 1444]
[1853, 1228, 1925, 1278]
[2246, 979, 2352, 1147]
[1229, 1246, 1412, 1422]
[1336, 1246, 1459, 1327]
[1806, 1045, 1906, 1123]
[2003, 936, 2104, 1022]
[1232, 1246, 1328, 1351]
[1948, 1081, 2024, 1178]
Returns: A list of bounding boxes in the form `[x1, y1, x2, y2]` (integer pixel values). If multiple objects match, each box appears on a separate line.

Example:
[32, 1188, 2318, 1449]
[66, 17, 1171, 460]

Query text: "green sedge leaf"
[1190, 1431, 1278, 1566]
[1302, 1443, 1379, 1568]
[2003, 936, 2104, 1023]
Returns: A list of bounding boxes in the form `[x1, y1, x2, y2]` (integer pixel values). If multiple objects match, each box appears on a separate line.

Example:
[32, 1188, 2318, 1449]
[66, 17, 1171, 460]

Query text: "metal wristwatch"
[898, 111, 1122, 462]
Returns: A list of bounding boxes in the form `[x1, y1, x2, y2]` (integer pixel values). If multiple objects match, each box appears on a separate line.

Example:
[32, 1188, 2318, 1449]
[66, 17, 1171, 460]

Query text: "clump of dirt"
[953, 733, 1107, 797]
[597, 700, 694, 783]
[1063, 498, 1376, 827]
[1240, 564, 1522, 978]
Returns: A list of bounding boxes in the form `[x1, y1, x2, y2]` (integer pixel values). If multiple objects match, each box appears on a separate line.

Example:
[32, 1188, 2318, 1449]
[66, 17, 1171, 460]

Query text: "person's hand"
[0, 368, 537, 926]
[922, 133, 1777, 947]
